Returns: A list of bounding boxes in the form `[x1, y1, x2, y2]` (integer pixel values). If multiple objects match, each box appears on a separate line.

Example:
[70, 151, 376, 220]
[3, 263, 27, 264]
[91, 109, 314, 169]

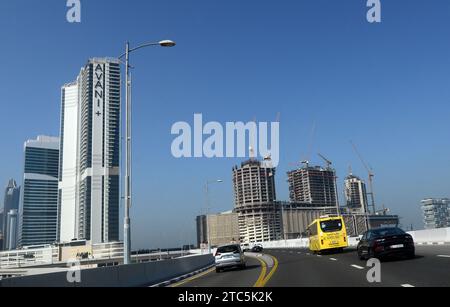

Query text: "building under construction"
[287, 165, 338, 208]
[344, 173, 369, 214]
[233, 159, 281, 243]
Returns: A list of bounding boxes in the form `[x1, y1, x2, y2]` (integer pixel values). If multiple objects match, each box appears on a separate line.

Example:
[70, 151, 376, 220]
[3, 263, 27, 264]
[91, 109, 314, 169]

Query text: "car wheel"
[357, 248, 364, 260]
[216, 268, 221, 273]
[241, 263, 246, 270]
[408, 252, 415, 259]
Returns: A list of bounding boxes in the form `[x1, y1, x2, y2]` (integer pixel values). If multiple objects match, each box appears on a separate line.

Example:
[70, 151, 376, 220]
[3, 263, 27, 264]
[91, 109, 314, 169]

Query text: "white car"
[214, 244, 246, 273]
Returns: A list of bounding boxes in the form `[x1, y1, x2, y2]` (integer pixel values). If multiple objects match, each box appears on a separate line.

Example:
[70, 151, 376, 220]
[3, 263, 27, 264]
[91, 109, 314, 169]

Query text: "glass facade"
[19, 136, 59, 248]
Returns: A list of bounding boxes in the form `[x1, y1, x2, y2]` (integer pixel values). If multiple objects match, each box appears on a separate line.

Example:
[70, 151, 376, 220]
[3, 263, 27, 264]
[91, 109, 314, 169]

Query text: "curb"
[150, 264, 215, 287]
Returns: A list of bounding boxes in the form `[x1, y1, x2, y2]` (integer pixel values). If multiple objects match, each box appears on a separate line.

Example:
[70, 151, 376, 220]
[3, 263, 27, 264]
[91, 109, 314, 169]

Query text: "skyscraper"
[2, 179, 20, 250]
[58, 81, 80, 243]
[18, 136, 60, 247]
[5, 209, 18, 250]
[344, 173, 369, 213]
[232, 158, 281, 243]
[287, 166, 338, 208]
[58, 58, 120, 244]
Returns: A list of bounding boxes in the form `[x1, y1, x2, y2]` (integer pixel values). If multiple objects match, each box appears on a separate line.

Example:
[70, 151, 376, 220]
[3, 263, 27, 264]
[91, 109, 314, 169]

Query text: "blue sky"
[1, 0, 450, 249]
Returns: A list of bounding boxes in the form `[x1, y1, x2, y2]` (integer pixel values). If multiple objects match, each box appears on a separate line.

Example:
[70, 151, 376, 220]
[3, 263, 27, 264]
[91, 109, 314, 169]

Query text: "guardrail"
[0, 254, 214, 287]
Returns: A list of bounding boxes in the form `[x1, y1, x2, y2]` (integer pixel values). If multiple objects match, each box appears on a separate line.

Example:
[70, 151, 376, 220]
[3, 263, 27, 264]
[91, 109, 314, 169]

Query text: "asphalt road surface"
[173, 245, 450, 287]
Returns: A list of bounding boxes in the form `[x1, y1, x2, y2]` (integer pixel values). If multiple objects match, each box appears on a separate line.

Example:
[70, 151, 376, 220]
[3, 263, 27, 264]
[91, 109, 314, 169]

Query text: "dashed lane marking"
[330, 258, 337, 261]
[351, 264, 365, 270]
[437, 255, 450, 258]
[401, 284, 415, 288]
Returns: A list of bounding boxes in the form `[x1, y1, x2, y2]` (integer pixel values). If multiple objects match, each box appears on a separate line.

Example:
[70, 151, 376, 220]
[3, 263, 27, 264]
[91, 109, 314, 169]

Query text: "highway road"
[172, 245, 450, 287]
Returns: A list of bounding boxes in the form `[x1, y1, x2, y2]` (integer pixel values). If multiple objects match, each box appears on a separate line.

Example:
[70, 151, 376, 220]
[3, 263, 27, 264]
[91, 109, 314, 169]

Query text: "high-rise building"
[5, 209, 18, 250]
[233, 159, 281, 243]
[58, 58, 121, 244]
[2, 179, 20, 250]
[421, 198, 450, 229]
[18, 136, 60, 248]
[58, 81, 80, 243]
[287, 166, 338, 208]
[344, 173, 369, 213]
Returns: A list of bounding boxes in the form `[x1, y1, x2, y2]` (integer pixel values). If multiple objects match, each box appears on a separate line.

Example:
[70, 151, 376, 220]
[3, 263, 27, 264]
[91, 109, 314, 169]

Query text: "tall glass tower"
[18, 136, 59, 248]
[2, 179, 20, 250]
[58, 58, 120, 244]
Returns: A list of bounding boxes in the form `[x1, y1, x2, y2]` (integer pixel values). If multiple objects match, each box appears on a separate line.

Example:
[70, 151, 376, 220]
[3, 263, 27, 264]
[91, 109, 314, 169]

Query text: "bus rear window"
[320, 220, 343, 233]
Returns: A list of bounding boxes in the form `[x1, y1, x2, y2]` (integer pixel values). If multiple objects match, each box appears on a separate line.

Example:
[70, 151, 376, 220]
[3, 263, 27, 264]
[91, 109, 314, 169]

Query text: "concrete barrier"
[0, 254, 214, 287]
[408, 227, 450, 245]
[257, 236, 361, 250]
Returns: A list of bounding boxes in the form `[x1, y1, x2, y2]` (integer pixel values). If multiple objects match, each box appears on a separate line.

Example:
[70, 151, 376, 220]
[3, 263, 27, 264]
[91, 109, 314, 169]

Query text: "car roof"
[218, 244, 240, 248]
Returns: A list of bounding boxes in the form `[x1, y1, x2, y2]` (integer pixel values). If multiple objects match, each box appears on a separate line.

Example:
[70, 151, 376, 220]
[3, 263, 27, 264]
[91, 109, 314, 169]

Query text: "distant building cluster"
[0, 58, 121, 254]
[196, 157, 399, 248]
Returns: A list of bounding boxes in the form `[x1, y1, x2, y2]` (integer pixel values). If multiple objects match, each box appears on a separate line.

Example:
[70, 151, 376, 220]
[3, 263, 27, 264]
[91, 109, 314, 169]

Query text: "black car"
[251, 245, 263, 253]
[357, 227, 415, 260]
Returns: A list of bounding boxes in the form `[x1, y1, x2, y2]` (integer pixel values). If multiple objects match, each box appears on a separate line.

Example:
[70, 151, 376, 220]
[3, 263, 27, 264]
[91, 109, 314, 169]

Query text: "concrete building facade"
[344, 174, 369, 213]
[287, 166, 337, 208]
[196, 212, 240, 248]
[233, 159, 281, 243]
[421, 198, 450, 229]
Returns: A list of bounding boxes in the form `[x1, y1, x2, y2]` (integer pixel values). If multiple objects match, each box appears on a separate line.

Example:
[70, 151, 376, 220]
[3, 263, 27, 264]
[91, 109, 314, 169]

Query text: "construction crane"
[350, 141, 376, 215]
[317, 153, 340, 216]
[318, 153, 332, 169]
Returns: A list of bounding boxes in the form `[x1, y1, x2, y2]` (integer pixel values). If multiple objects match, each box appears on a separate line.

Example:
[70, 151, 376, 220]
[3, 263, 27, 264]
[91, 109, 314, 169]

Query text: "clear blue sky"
[1, 0, 450, 249]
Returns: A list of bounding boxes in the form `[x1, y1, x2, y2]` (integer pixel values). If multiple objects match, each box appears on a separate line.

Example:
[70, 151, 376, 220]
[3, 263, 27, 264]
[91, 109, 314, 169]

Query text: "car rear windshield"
[371, 228, 405, 238]
[320, 220, 343, 233]
[217, 245, 240, 253]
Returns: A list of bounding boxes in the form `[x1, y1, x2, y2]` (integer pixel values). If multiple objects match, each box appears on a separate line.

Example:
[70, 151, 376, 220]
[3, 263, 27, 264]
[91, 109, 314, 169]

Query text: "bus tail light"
[321, 240, 324, 245]
[343, 236, 347, 242]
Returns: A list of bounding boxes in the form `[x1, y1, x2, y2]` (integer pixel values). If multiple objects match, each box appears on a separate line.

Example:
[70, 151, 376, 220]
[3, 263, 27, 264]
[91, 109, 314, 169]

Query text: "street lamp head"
[217, 180, 223, 183]
[159, 40, 176, 47]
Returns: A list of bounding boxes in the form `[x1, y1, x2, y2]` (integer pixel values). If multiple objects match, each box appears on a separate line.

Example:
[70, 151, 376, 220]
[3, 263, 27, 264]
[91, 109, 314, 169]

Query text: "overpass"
[1, 227, 449, 287]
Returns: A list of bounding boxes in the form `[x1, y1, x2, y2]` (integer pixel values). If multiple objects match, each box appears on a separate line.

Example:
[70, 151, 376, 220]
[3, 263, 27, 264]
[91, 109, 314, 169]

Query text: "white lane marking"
[351, 264, 365, 270]
[330, 258, 337, 261]
[401, 284, 415, 288]
[437, 255, 450, 258]
[317, 255, 322, 257]
[297, 252, 302, 254]
[306, 253, 311, 255]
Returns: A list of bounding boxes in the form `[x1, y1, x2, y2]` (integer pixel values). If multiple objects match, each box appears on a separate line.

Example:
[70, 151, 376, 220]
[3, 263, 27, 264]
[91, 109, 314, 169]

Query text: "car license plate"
[390, 244, 404, 249]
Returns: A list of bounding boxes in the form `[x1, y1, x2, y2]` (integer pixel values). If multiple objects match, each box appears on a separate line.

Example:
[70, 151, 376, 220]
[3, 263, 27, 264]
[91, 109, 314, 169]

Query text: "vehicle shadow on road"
[378, 255, 424, 263]
[221, 264, 260, 272]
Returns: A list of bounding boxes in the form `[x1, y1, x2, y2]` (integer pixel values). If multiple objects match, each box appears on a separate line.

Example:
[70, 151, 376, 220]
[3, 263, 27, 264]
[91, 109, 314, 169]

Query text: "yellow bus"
[307, 216, 348, 253]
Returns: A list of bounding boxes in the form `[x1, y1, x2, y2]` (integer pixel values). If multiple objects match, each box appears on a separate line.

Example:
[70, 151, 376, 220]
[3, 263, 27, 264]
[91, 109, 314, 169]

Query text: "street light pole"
[205, 180, 223, 254]
[124, 42, 131, 265]
[120, 40, 176, 265]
